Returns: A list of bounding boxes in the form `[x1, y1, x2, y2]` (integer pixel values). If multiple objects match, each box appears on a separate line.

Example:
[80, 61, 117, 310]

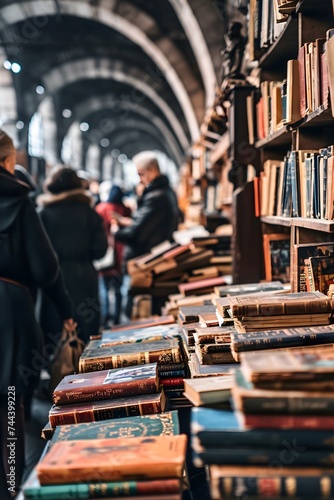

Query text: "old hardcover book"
[232, 341, 334, 362]
[197, 312, 219, 327]
[241, 347, 334, 385]
[183, 376, 233, 406]
[234, 312, 331, 332]
[229, 291, 332, 317]
[105, 316, 176, 332]
[293, 242, 334, 292]
[100, 325, 182, 347]
[36, 435, 188, 484]
[232, 368, 334, 415]
[195, 344, 235, 365]
[178, 305, 216, 323]
[178, 276, 226, 296]
[52, 411, 179, 442]
[49, 391, 166, 427]
[231, 324, 334, 353]
[23, 468, 181, 500]
[79, 340, 181, 372]
[209, 465, 334, 500]
[191, 407, 334, 450]
[53, 363, 159, 405]
[188, 353, 237, 378]
[239, 412, 334, 430]
[193, 326, 235, 344]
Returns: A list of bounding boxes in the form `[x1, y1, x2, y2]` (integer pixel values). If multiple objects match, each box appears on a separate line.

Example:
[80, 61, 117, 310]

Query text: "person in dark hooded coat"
[37, 166, 108, 343]
[0, 131, 74, 498]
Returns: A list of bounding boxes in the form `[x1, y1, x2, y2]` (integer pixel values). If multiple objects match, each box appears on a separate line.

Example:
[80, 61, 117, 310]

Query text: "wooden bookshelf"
[259, 16, 298, 71]
[261, 216, 292, 227]
[255, 127, 291, 149]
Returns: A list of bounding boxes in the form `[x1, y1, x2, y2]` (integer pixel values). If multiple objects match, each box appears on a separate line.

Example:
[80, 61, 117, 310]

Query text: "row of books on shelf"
[254, 146, 334, 220]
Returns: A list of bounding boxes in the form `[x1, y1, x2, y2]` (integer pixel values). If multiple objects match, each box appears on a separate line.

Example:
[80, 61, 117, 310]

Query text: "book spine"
[237, 394, 334, 415]
[158, 363, 185, 372]
[194, 448, 334, 466]
[159, 370, 186, 378]
[53, 379, 158, 405]
[232, 298, 330, 317]
[218, 476, 334, 498]
[243, 413, 334, 430]
[160, 378, 184, 388]
[49, 399, 162, 427]
[232, 330, 334, 352]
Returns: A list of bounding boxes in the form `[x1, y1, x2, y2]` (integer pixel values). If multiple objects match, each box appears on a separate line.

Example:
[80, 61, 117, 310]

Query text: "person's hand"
[63, 318, 77, 332]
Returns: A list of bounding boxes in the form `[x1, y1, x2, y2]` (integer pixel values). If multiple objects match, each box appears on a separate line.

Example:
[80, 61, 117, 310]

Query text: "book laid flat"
[52, 411, 179, 442]
[231, 324, 334, 354]
[239, 412, 334, 430]
[105, 315, 176, 332]
[214, 281, 286, 297]
[209, 465, 334, 500]
[49, 391, 166, 427]
[24, 468, 181, 500]
[178, 305, 216, 323]
[194, 344, 235, 364]
[229, 291, 332, 317]
[36, 435, 188, 484]
[52, 364, 159, 405]
[241, 347, 334, 385]
[183, 375, 233, 406]
[193, 326, 236, 344]
[191, 408, 334, 450]
[188, 353, 238, 378]
[79, 340, 181, 372]
[100, 325, 182, 347]
[232, 368, 334, 415]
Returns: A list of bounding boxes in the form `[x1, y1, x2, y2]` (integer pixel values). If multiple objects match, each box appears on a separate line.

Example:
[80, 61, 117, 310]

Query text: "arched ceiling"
[0, 0, 231, 166]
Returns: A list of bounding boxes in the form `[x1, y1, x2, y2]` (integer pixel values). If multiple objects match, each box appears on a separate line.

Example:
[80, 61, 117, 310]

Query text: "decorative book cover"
[191, 407, 334, 450]
[100, 325, 182, 347]
[23, 468, 181, 500]
[52, 411, 179, 442]
[79, 340, 181, 372]
[231, 324, 334, 353]
[241, 347, 334, 384]
[37, 435, 188, 484]
[293, 242, 334, 292]
[52, 363, 159, 405]
[229, 291, 331, 317]
[49, 391, 166, 427]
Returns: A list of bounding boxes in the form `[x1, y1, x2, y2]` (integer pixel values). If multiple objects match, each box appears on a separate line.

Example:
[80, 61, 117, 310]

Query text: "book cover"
[100, 325, 182, 347]
[184, 376, 233, 406]
[37, 435, 188, 484]
[229, 291, 331, 317]
[293, 242, 334, 292]
[53, 363, 159, 405]
[52, 411, 179, 442]
[79, 340, 181, 372]
[49, 391, 166, 427]
[191, 407, 334, 450]
[209, 465, 334, 500]
[231, 324, 334, 353]
[240, 412, 334, 430]
[232, 368, 334, 415]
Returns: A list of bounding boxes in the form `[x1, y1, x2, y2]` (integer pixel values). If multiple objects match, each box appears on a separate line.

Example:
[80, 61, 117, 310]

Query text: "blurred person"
[0, 131, 74, 498]
[96, 185, 131, 326]
[37, 166, 108, 344]
[113, 151, 179, 316]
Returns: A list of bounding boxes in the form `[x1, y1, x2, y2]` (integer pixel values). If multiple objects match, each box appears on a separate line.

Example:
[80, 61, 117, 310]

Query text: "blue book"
[191, 407, 334, 450]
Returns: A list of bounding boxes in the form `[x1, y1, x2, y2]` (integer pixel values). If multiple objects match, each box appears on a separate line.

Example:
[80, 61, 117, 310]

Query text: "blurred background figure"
[36, 166, 108, 343]
[96, 185, 131, 326]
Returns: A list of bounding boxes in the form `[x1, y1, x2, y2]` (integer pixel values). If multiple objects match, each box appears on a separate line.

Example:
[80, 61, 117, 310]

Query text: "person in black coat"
[37, 166, 108, 343]
[113, 152, 179, 316]
[0, 131, 74, 498]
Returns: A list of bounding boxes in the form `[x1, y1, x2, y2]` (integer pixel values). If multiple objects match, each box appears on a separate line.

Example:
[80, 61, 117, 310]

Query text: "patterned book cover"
[229, 291, 331, 317]
[23, 468, 181, 500]
[49, 391, 166, 427]
[231, 324, 334, 353]
[52, 411, 179, 442]
[79, 340, 181, 373]
[53, 363, 159, 405]
[100, 325, 182, 347]
[37, 435, 188, 484]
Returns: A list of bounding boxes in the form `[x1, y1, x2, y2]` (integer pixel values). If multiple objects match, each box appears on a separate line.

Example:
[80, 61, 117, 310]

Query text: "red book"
[52, 363, 159, 406]
[298, 45, 306, 117]
[178, 276, 226, 296]
[241, 412, 334, 430]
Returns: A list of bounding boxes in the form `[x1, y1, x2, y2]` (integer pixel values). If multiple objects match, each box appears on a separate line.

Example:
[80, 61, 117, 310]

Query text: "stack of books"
[23, 412, 186, 500]
[127, 236, 231, 292]
[218, 291, 333, 332]
[190, 346, 334, 499]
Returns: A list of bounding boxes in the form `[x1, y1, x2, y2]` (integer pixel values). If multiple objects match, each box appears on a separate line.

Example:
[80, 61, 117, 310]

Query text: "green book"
[52, 411, 179, 442]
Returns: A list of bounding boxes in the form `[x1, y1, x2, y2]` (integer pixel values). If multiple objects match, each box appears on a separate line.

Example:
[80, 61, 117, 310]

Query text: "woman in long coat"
[0, 131, 74, 498]
[37, 166, 108, 343]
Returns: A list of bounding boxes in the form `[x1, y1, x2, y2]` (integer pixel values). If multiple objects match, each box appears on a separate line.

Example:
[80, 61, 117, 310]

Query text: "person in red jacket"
[96, 185, 131, 326]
